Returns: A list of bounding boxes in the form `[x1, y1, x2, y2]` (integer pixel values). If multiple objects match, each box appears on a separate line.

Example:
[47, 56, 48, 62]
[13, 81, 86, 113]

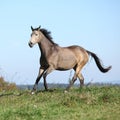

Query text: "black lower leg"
[80, 79, 84, 87]
[32, 72, 44, 91]
[32, 78, 39, 91]
[43, 73, 48, 90]
[66, 75, 77, 91]
[32, 68, 45, 92]
[43, 67, 54, 91]
[44, 78, 48, 90]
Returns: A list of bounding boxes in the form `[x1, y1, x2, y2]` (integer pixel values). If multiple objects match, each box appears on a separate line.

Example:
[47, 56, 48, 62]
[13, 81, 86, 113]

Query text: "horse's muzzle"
[28, 41, 33, 48]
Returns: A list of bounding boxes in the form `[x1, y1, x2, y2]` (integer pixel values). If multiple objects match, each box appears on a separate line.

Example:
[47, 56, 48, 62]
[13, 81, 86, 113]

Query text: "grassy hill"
[0, 82, 120, 120]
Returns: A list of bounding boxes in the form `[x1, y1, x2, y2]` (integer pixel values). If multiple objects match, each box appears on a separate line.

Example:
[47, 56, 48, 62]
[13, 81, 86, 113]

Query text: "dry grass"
[0, 76, 17, 91]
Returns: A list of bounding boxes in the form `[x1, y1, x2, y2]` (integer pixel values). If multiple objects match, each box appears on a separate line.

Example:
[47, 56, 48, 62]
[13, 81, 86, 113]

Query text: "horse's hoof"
[31, 91, 35, 95]
[64, 90, 68, 93]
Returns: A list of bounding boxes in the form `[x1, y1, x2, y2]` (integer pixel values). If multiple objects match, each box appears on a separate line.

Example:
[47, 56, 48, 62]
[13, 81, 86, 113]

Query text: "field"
[0, 82, 120, 120]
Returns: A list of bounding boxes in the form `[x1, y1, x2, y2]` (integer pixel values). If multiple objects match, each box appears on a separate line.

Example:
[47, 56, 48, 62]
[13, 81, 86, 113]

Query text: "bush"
[0, 76, 17, 91]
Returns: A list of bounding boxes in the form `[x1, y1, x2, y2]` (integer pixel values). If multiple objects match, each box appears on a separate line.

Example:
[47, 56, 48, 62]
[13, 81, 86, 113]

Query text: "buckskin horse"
[28, 26, 111, 92]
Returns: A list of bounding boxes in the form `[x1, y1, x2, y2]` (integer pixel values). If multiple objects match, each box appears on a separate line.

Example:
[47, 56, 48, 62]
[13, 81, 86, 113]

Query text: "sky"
[0, 0, 120, 85]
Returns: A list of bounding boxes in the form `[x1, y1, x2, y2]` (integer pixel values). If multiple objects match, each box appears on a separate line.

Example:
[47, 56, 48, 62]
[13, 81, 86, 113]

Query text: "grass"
[0, 85, 120, 120]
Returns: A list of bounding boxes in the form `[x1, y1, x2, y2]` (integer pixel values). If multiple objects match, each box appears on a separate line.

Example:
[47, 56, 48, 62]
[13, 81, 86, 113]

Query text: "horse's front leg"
[43, 66, 54, 91]
[43, 76, 48, 91]
[32, 68, 45, 93]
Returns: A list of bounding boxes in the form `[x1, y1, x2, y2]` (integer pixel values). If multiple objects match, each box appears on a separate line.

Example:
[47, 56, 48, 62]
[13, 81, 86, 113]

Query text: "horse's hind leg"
[65, 66, 81, 91]
[77, 73, 84, 87]
[66, 73, 77, 91]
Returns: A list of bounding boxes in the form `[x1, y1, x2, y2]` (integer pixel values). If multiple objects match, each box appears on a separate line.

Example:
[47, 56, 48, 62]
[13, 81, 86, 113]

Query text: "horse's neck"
[38, 37, 54, 56]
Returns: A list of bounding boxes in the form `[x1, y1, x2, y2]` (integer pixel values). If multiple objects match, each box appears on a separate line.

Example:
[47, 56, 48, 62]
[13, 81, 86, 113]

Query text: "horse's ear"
[31, 26, 34, 31]
[38, 25, 41, 30]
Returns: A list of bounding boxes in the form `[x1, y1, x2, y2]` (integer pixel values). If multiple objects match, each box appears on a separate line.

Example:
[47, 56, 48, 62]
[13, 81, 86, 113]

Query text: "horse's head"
[28, 26, 43, 47]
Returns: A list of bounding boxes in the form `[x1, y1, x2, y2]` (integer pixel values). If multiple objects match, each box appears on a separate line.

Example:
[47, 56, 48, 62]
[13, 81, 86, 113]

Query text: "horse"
[28, 26, 111, 92]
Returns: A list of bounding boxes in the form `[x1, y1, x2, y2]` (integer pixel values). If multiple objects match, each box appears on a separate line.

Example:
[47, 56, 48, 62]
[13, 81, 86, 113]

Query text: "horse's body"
[28, 26, 111, 92]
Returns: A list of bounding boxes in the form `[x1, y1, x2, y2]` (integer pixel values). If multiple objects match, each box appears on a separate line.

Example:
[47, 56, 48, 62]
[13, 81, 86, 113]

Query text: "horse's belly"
[57, 57, 76, 70]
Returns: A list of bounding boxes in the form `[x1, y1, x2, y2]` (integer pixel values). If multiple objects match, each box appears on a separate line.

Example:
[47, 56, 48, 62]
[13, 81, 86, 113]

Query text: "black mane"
[40, 28, 58, 46]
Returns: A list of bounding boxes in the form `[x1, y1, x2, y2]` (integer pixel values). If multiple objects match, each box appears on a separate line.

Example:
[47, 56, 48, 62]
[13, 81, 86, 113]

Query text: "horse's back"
[58, 45, 89, 64]
[65, 45, 88, 56]
[66, 45, 89, 64]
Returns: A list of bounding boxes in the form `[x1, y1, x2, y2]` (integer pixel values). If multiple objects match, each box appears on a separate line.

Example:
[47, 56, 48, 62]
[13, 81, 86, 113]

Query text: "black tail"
[87, 50, 112, 73]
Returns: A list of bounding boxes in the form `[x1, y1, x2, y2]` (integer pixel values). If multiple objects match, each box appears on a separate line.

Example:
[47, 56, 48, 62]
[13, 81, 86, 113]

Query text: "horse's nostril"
[28, 41, 33, 47]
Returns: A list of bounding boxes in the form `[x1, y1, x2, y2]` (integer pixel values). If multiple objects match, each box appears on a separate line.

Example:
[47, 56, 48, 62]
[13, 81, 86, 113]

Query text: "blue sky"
[0, 0, 120, 85]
